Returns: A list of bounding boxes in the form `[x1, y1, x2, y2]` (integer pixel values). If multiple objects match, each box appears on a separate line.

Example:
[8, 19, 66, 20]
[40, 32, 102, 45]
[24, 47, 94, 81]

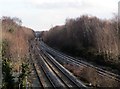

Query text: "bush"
[18, 62, 30, 89]
[1, 40, 15, 89]
[2, 58, 15, 89]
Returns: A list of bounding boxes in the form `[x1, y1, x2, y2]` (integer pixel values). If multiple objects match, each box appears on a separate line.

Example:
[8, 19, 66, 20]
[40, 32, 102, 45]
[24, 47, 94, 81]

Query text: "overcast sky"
[0, 0, 119, 31]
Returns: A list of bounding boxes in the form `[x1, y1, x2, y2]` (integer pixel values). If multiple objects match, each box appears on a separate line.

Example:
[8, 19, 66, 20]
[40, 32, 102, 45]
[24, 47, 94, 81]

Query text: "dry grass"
[64, 64, 120, 87]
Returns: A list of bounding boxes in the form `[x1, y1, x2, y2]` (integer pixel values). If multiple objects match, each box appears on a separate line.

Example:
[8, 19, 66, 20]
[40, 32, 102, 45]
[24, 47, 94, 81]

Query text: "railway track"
[40, 41, 120, 82]
[30, 43, 53, 88]
[38, 47, 87, 88]
[30, 40, 87, 88]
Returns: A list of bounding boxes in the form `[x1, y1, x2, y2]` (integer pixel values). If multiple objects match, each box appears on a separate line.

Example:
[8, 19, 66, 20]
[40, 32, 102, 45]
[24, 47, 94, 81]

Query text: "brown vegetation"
[2, 16, 35, 71]
[42, 15, 120, 73]
[64, 64, 120, 87]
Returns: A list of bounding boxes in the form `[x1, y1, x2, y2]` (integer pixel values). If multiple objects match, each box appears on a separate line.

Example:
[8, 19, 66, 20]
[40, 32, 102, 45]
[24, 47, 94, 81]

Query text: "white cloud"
[0, 0, 119, 31]
[24, 0, 117, 9]
[25, 0, 79, 4]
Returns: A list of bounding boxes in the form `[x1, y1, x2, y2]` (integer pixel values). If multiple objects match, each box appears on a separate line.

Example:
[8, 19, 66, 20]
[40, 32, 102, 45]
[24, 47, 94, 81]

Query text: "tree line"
[42, 15, 120, 73]
[1, 16, 34, 88]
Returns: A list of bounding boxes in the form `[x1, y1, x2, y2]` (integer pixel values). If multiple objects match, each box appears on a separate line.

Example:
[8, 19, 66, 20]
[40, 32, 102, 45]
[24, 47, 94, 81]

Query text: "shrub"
[18, 62, 30, 88]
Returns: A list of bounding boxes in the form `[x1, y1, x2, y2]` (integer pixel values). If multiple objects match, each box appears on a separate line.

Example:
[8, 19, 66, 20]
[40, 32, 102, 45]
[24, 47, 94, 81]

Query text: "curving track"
[30, 39, 87, 89]
[40, 41, 120, 83]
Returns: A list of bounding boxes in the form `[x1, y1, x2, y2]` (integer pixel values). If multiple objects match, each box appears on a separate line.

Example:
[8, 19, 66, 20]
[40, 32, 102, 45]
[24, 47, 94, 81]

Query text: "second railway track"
[37, 47, 87, 88]
[40, 41, 120, 83]
[30, 40, 87, 89]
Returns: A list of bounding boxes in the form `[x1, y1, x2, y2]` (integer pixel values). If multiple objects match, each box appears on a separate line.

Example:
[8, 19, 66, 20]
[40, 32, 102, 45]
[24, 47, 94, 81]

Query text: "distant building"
[35, 31, 41, 37]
